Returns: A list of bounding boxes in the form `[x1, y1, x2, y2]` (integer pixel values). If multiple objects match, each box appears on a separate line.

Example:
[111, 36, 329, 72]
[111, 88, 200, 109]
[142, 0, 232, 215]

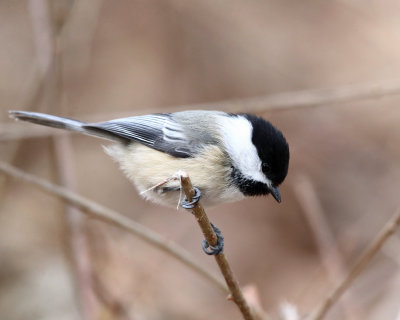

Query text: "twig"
[92, 272, 131, 320]
[0, 0, 75, 208]
[292, 175, 360, 320]
[202, 79, 400, 114]
[53, 135, 98, 318]
[4, 79, 400, 141]
[0, 161, 228, 294]
[29, 0, 99, 318]
[179, 173, 255, 320]
[28, 0, 54, 75]
[310, 207, 400, 320]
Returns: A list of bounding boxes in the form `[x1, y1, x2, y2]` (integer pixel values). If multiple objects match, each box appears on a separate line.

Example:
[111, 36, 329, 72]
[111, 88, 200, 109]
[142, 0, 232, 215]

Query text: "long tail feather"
[9, 111, 128, 143]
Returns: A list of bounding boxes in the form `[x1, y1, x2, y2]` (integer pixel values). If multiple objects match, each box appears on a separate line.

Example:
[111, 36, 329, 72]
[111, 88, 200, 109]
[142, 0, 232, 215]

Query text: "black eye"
[262, 163, 271, 174]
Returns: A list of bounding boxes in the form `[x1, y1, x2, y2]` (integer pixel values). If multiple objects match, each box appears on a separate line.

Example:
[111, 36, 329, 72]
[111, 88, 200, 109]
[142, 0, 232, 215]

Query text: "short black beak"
[269, 186, 281, 203]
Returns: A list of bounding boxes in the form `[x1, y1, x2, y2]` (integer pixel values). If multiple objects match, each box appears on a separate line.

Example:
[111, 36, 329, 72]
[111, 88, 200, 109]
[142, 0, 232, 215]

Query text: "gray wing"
[83, 113, 196, 158]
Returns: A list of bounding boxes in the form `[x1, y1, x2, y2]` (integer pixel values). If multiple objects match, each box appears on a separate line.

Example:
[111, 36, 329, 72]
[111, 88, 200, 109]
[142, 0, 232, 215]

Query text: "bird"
[9, 110, 290, 208]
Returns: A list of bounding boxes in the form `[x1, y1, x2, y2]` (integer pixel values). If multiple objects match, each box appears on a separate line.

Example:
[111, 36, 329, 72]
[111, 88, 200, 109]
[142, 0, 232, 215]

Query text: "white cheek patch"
[218, 116, 271, 186]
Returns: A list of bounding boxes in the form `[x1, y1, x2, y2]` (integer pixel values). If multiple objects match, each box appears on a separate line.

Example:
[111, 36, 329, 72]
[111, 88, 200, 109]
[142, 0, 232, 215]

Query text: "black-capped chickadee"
[9, 110, 289, 207]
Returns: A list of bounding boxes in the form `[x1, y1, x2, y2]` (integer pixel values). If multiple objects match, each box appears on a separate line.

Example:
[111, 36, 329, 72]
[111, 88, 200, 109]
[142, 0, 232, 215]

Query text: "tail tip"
[8, 110, 19, 120]
[8, 110, 28, 121]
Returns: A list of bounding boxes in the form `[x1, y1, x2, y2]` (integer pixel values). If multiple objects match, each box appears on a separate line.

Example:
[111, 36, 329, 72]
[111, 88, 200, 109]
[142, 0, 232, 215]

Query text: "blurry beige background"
[1, 1, 400, 319]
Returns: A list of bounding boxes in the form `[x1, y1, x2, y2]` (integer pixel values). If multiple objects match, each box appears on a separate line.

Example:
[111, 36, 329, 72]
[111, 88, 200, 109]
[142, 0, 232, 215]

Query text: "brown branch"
[310, 207, 400, 320]
[292, 175, 361, 320]
[53, 135, 98, 318]
[0, 0, 75, 210]
[4, 79, 400, 141]
[29, 0, 99, 318]
[0, 161, 228, 295]
[180, 173, 255, 320]
[225, 79, 400, 113]
[92, 272, 131, 320]
[36, 0, 93, 317]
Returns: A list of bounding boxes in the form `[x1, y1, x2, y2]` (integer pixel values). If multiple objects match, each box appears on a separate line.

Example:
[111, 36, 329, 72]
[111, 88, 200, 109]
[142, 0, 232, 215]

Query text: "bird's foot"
[202, 222, 224, 255]
[180, 186, 202, 209]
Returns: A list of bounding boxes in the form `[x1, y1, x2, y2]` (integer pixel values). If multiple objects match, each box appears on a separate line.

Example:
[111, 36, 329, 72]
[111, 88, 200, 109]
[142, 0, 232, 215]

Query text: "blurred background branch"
[3, 79, 400, 141]
[293, 175, 361, 320]
[28, 0, 100, 319]
[0, 161, 228, 294]
[311, 207, 400, 320]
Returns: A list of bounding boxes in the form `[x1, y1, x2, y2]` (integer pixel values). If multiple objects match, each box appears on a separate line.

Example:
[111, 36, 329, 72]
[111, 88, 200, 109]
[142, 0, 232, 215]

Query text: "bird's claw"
[202, 223, 224, 255]
[180, 186, 202, 209]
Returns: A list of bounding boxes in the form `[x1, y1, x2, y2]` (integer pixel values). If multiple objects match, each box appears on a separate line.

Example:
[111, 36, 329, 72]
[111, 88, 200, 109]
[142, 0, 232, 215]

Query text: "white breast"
[104, 143, 244, 207]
